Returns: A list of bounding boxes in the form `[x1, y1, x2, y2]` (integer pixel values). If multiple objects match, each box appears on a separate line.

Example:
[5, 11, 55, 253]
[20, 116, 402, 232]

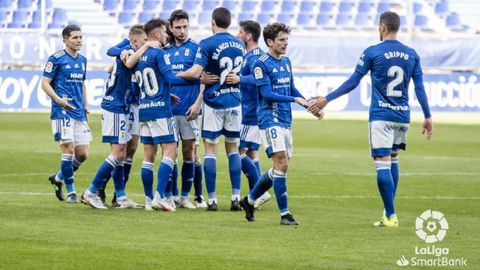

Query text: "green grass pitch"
[0, 112, 478, 269]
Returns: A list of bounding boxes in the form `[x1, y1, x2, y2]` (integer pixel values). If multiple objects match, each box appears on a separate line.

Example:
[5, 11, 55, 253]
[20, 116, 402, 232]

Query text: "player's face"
[64, 31, 82, 52]
[132, 33, 148, 50]
[269, 31, 289, 55]
[237, 27, 247, 43]
[171, 19, 189, 43]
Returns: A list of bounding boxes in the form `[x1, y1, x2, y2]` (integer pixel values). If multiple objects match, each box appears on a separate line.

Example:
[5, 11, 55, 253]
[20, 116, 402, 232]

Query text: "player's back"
[367, 40, 421, 123]
[101, 55, 132, 114]
[164, 39, 199, 116]
[241, 47, 264, 125]
[133, 47, 173, 121]
[197, 32, 245, 109]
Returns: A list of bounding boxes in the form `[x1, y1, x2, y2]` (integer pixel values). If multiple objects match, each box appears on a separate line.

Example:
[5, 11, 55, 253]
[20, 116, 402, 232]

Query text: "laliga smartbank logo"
[396, 210, 467, 267]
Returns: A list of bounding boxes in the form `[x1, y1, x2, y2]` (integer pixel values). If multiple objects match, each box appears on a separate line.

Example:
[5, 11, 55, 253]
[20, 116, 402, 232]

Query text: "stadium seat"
[435, 1, 449, 15]
[319, 1, 335, 14]
[414, 14, 433, 31]
[261, 0, 275, 12]
[0, 0, 13, 12]
[413, 2, 422, 14]
[162, 0, 177, 13]
[355, 12, 374, 29]
[138, 11, 155, 23]
[241, 0, 257, 13]
[37, 0, 53, 11]
[257, 12, 272, 25]
[183, 0, 197, 12]
[316, 13, 333, 28]
[281, 1, 296, 13]
[335, 13, 353, 28]
[159, 11, 171, 20]
[0, 10, 8, 27]
[47, 22, 65, 29]
[17, 0, 35, 11]
[446, 12, 462, 31]
[297, 14, 313, 28]
[123, 0, 138, 11]
[300, 1, 315, 14]
[338, 1, 355, 13]
[202, 0, 217, 10]
[197, 11, 210, 27]
[117, 11, 135, 26]
[277, 12, 292, 25]
[399, 15, 407, 31]
[358, 1, 373, 14]
[238, 12, 255, 22]
[52, 8, 67, 24]
[27, 10, 41, 28]
[143, 0, 159, 11]
[222, 0, 236, 12]
[377, 2, 390, 14]
[103, 0, 118, 13]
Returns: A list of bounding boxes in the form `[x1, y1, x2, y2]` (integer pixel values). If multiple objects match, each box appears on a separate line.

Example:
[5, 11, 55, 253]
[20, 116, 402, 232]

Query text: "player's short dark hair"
[263, 23, 290, 45]
[62, 25, 81, 39]
[380, 11, 400, 33]
[212, 7, 231, 29]
[169, 9, 189, 26]
[144, 18, 167, 36]
[129, 24, 145, 39]
[239, 20, 261, 43]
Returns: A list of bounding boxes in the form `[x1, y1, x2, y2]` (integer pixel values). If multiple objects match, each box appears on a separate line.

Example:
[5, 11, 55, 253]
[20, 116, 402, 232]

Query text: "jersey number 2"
[386, 66, 403, 97]
[135, 68, 159, 97]
[219, 56, 243, 85]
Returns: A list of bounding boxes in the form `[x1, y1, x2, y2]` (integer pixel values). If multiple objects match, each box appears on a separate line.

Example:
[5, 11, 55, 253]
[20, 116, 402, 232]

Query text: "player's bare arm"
[177, 64, 204, 80]
[125, 40, 159, 68]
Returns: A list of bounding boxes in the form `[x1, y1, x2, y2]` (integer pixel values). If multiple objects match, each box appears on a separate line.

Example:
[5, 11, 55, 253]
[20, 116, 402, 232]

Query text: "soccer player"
[239, 23, 320, 225]
[133, 18, 199, 211]
[41, 25, 91, 204]
[226, 20, 271, 208]
[163, 10, 209, 209]
[80, 25, 148, 209]
[308, 11, 433, 228]
[177, 7, 245, 211]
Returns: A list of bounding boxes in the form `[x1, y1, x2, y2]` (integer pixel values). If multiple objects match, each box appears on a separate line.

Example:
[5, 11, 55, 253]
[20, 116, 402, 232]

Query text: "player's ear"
[266, 39, 273, 47]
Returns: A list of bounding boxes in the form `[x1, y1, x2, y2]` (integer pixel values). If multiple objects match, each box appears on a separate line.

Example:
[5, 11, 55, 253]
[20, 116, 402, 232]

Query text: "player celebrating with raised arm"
[239, 23, 322, 225]
[177, 7, 245, 211]
[42, 25, 91, 204]
[308, 11, 433, 228]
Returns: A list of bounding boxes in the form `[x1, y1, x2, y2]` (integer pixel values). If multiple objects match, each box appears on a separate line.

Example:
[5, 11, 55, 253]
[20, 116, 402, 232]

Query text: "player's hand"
[186, 103, 201, 121]
[308, 96, 328, 114]
[200, 73, 219, 85]
[422, 117, 433, 140]
[57, 98, 76, 110]
[311, 110, 325, 120]
[225, 72, 240, 84]
[170, 94, 181, 105]
[107, 65, 114, 73]
[294, 97, 309, 108]
[120, 49, 132, 63]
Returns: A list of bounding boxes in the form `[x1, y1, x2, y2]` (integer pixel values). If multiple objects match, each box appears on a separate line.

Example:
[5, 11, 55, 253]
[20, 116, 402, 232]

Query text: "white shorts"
[140, 117, 178, 145]
[369, 120, 409, 157]
[128, 104, 140, 136]
[201, 103, 241, 144]
[239, 124, 261, 151]
[51, 118, 92, 145]
[101, 109, 131, 144]
[260, 126, 293, 158]
[174, 115, 199, 142]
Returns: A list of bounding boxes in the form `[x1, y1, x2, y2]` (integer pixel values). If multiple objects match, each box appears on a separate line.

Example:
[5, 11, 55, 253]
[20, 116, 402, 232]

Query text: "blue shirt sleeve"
[107, 38, 130, 57]
[156, 49, 200, 86]
[412, 53, 431, 118]
[240, 75, 255, 86]
[42, 55, 59, 79]
[193, 40, 209, 68]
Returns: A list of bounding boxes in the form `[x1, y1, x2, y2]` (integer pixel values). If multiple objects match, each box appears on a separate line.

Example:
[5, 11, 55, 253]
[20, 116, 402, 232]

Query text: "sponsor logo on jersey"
[254, 67, 263, 79]
[45, 62, 53, 72]
[70, 73, 83, 79]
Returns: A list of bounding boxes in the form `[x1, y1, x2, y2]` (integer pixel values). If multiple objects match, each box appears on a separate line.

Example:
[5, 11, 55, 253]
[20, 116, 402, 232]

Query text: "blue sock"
[172, 162, 179, 197]
[241, 154, 260, 191]
[141, 161, 154, 199]
[113, 162, 126, 198]
[56, 158, 81, 182]
[391, 157, 399, 200]
[123, 157, 133, 186]
[375, 161, 395, 218]
[157, 157, 175, 198]
[164, 179, 173, 197]
[194, 162, 203, 197]
[99, 176, 110, 189]
[204, 155, 216, 199]
[248, 169, 273, 203]
[272, 170, 289, 216]
[60, 154, 75, 194]
[228, 152, 241, 196]
[88, 155, 118, 194]
[253, 158, 261, 177]
[181, 159, 195, 197]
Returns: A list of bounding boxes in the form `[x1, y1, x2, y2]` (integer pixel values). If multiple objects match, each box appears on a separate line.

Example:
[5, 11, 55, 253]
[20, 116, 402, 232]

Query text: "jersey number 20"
[135, 67, 159, 97]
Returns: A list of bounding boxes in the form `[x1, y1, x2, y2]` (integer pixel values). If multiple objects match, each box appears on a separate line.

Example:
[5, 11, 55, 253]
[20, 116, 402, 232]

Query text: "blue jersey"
[195, 32, 245, 109]
[133, 47, 174, 121]
[43, 50, 87, 121]
[240, 47, 264, 125]
[355, 40, 422, 123]
[253, 54, 296, 129]
[164, 39, 200, 115]
[101, 55, 132, 114]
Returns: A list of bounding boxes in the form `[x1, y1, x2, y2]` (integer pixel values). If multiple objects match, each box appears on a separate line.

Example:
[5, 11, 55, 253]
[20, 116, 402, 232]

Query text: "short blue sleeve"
[253, 61, 270, 87]
[193, 40, 209, 68]
[155, 49, 171, 75]
[42, 55, 59, 79]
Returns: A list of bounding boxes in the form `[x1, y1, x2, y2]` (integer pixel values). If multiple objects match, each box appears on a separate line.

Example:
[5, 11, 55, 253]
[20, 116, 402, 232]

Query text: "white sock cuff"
[183, 159, 194, 164]
[106, 155, 119, 167]
[162, 157, 175, 168]
[267, 168, 274, 180]
[273, 170, 287, 178]
[61, 153, 73, 161]
[374, 161, 391, 170]
[228, 152, 240, 158]
[124, 157, 133, 165]
[391, 157, 399, 163]
[72, 158, 82, 167]
[141, 161, 154, 170]
[204, 154, 216, 160]
[240, 154, 248, 159]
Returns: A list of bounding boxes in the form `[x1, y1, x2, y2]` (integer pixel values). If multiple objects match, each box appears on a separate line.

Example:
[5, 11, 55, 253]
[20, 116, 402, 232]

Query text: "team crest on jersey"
[254, 67, 263, 79]
[164, 54, 171, 65]
[185, 48, 190, 56]
[45, 62, 53, 72]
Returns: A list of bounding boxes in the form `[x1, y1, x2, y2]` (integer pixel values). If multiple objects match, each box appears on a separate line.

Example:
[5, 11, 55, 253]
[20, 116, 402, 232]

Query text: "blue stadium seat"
[435, 1, 449, 15]
[103, 0, 118, 13]
[319, 1, 335, 14]
[143, 0, 158, 11]
[413, 2, 422, 14]
[123, 0, 138, 11]
[300, 1, 315, 14]
[257, 12, 272, 25]
[297, 14, 313, 27]
[242, 0, 256, 12]
[38, 0, 53, 10]
[17, 0, 35, 11]
[222, 0, 236, 11]
[159, 11, 171, 20]
[316, 13, 332, 28]
[277, 12, 292, 25]
[0, 10, 8, 27]
[261, 0, 275, 11]
[162, 0, 177, 13]
[47, 21, 65, 29]
[446, 12, 462, 31]
[399, 15, 407, 31]
[336, 13, 353, 28]
[358, 1, 372, 14]
[198, 11, 211, 27]
[338, 1, 355, 13]
[377, 2, 390, 14]
[414, 14, 433, 31]
[138, 11, 155, 23]
[203, 0, 217, 10]
[355, 12, 373, 29]
[52, 8, 67, 23]
[117, 11, 135, 25]
[0, 0, 14, 12]
[183, 0, 197, 12]
[281, 1, 296, 13]
[238, 12, 255, 22]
